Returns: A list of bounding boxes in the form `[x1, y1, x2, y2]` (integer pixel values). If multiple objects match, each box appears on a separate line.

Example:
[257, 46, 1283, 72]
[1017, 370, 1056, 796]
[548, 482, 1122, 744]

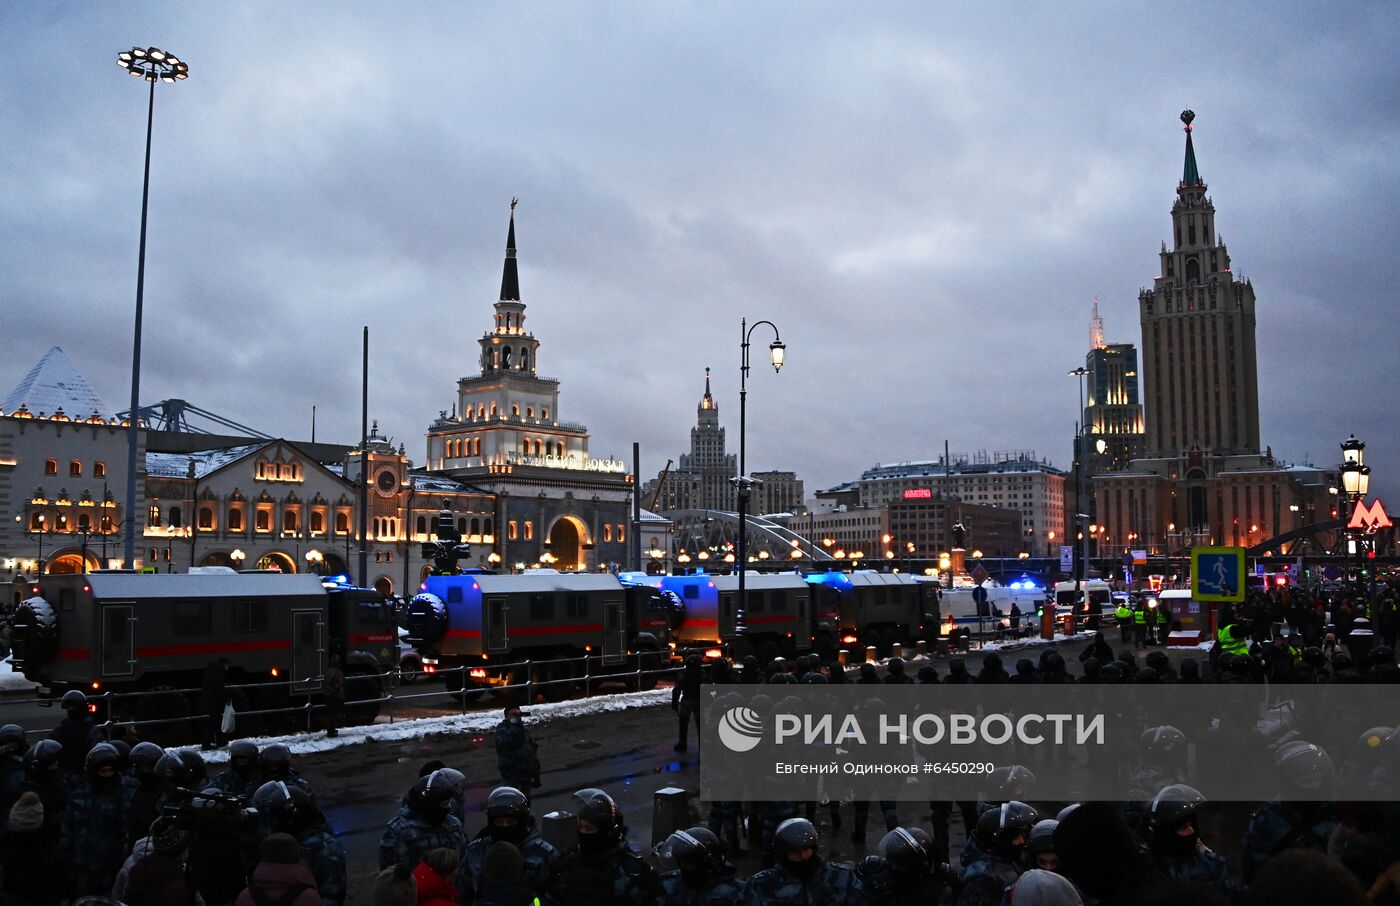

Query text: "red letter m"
[1349, 499, 1393, 531]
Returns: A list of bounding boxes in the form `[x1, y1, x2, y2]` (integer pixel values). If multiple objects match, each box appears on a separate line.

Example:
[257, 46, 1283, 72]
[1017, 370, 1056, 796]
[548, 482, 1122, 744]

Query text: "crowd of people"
[1, 584, 1398, 905]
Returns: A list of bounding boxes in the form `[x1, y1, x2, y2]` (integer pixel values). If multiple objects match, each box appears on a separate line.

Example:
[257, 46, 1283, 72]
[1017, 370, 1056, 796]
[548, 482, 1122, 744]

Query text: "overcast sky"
[3, 3, 1398, 500]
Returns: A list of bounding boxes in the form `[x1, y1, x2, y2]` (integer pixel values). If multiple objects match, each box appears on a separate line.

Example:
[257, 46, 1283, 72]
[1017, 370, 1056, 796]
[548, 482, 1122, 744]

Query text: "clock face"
[376, 469, 398, 496]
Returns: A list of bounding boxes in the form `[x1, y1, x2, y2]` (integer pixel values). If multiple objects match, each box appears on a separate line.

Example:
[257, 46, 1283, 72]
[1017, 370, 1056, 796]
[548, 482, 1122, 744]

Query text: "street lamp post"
[734, 318, 786, 636]
[230, 548, 245, 571]
[305, 549, 324, 576]
[1068, 366, 1089, 604]
[115, 47, 189, 569]
[1340, 434, 1371, 582]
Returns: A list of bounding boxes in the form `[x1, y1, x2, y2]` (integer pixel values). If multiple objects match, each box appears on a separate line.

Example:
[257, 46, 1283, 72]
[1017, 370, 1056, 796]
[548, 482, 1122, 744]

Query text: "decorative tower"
[1138, 111, 1260, 458]
[479, 199, 542, 377]
[1090, 297, 1105, 350]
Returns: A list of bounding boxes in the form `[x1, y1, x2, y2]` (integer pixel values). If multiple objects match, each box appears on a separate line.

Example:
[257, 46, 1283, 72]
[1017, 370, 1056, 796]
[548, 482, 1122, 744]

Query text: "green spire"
[1180, 109, 1201, 187]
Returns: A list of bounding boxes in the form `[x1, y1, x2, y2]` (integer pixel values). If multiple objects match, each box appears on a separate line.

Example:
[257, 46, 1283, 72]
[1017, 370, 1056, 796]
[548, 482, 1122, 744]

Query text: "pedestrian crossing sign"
[1190, 546, 1246, 602]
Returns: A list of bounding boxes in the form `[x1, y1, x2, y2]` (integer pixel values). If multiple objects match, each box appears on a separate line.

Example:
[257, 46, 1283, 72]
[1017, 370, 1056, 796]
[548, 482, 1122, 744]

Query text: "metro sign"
[1349, 499, 1392, 531]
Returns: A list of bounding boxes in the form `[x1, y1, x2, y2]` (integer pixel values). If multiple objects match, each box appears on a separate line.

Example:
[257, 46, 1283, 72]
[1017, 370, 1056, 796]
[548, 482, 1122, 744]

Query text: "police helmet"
[576, 789, 622, 836]
[436, 767, 467, 801]
[1056, 803, 1080, 822]
[155, 749, 207, 783]
[1356, 726, 1392, 754]
[668, 826, 725, 873]
[86, 742, 121, 775]
[1372, 645, 1396, 664]
[130, 741, 164, 772]
[228, 740, 259, 763]
[974, 801, 1039, 857]
[887, 657, 906, 676]
[878, 827, 932, 873]
[408, 770, 457, 811]
[486, 786, 531, 821]
[686, 653, 702, 669]
[1140, 725, 1186, 758]
[260, 743, 293, 776]
[108, 739, 130, 769]
[25, 739, 62, 770]
[0, 724, 26, 749]
[1332, 652, 1354, 672]
[1301, 647, 1325, 668]
[1027, 819, 1059, 856]
[1276, 742, 1334, 791]
[253, 780, 315, 831]
[773, 817, 820, 858]
[60, 689, 89, 711]
[1099, 662, 1124, 683]
[801, 671, 828, 684]
[571, 787, 606, 810]
[1146, 784, 1206, 836]
[985, 764, 1036, 802]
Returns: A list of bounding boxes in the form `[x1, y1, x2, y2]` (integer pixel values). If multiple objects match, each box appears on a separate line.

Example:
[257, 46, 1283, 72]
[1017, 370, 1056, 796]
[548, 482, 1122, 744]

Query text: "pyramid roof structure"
[2, 346, 111, 419]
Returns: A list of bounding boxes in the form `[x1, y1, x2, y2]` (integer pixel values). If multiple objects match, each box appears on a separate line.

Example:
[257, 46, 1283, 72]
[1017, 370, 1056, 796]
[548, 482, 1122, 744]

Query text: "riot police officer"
[545, 788, 659, 906]
[673, 653, 704, 752]
[1026, 819, 1059, 872]
[59, 742, 130, 897]
[465, 785, 558, 903]
[125, 741, 165, 845]
[735, 817, 865, 906]
[1144, 784, 1231, 895]
[259, 742, 313, 795]
[153, 748, 208, 816]
[212, 739, 261, 797]
[1124, 726, 1187, 832]
[47, 690, 100, 787]
[378, 770, 467, 871]
[17, 739, 67, 831]
[0, 723, 27, 813]
[254, 780, 348, 906]
[856, 826, 947, 905]
[954, 801, 1038, 906]
[1241, 742, 1338, 884]
[660, 826, 743, 905]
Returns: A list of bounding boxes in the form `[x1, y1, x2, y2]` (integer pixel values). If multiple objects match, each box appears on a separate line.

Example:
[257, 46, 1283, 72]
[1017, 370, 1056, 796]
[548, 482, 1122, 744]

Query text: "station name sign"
[902, 488, 933, 499]
[504, 452, 628, 474]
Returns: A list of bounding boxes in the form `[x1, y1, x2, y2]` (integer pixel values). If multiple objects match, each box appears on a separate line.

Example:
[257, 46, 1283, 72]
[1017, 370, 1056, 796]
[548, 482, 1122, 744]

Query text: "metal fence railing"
[0, 646, 700, 746]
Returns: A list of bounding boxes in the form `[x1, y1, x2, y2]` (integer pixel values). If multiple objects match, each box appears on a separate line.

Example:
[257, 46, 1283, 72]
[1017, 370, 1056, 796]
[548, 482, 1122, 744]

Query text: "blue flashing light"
[325, 574, 350, 585]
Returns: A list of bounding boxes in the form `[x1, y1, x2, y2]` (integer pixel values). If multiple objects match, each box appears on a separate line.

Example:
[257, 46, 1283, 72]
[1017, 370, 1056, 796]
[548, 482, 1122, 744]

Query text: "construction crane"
[648, 459, 673, 511]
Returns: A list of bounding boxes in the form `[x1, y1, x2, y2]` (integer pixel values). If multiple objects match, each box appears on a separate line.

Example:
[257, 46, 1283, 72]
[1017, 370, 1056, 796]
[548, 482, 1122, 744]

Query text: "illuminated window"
[483, 518, 493, 536]
[477, 404, 485, 418]
[334, 511, 349, 534]
[512, 404, 520, 417]
[45, 459, 58, 475]
[282, 511, 298, 533]
[198, 507, 213, 530]
[93, 461, 106, 478]
[617, 524, 625, 543]
[524, 521, 534, 540]
[311, 511, 324, 534]
[526, 407, 534, 418]
[508, 521, 518, 540]
[556, 442, 565, 457]
[489, 403, 498, 418]
[470, 517, 480, 536]
[228, 508, 243, 531]
[472, 437, 481, 456]
[541, 408, 549, 420]
[603, 524, 612, 543]
[148, 505, 161, 527]
[69, 460, 82, 477]
[78, 513, 91, 532]
[415, 515, 427, 536]
[256, 510, 271, 532]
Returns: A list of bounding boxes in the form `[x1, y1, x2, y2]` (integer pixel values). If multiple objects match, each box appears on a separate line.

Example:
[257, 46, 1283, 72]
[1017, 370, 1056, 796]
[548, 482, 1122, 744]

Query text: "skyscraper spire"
[1179, 110, 1202, 189]
[1090, 297, 1105, 350]
[701, 367, 714, 410]
[499, 197, 521, 302]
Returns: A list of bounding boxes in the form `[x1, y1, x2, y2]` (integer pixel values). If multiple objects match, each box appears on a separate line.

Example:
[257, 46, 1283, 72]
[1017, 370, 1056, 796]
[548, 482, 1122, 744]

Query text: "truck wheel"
[399, 655, 424, 684]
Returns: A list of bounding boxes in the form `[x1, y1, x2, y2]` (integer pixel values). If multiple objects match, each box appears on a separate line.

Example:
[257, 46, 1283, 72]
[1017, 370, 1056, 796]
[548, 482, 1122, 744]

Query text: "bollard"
[541, 810, 576, 853]
[916, 640, 927, 658]
[838, 649, 849, 666]
[865, 646, 878, 663]
[651, 787, 691, 845]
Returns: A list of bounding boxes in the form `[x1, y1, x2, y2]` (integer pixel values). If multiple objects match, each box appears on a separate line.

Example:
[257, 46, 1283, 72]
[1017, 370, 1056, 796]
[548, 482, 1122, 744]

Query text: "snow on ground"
[205, 688, 674, 763]
[0, 657, 37, 694]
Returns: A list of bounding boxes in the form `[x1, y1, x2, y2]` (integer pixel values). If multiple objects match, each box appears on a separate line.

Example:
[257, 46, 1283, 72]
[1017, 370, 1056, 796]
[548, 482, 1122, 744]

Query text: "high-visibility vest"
[1116, 606, 1132, 621]
[1133, 608, 1146, 625]
[1219, 625, 1250, 657]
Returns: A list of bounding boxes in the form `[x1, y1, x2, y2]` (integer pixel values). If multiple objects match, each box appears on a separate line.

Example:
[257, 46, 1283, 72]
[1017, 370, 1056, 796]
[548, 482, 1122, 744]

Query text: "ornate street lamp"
[116, 46, 189, 568]
[735, 318, 786, 617]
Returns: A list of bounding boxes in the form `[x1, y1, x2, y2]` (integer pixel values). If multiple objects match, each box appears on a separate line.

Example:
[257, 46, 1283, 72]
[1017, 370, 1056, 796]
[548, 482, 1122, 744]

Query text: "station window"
[311, 511, 324, 534]
[256, 510, 272, 532]
[283, 511, 298, 533]
[69, 460, 82, 477]
[335, 511, 349, 534]
[45, 459, 58, 475]
[228, 509, 244, 532]
[616, 524, 625, 543]
[565, 594, 588, 618]
[94, 462, 106, 478]
[148, 505, 161, 528]
[524, 521, 534, 541]
[168, 508, 182, 529]
[198, 507, 213, 530]
[603, 524, 612, 543]
[508, 521, 518, 541]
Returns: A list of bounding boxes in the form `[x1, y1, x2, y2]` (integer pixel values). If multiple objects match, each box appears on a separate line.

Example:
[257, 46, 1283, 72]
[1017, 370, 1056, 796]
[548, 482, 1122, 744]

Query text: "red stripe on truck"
[510, 624, 604, 636]
[446, 629, 482, 639]
[58, 648, 91, 660]
[135, 639, 291, 658]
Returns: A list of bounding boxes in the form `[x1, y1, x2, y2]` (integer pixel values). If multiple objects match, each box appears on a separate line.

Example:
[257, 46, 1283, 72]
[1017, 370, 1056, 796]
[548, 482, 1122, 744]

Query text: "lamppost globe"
[768, 339, 786, 372]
